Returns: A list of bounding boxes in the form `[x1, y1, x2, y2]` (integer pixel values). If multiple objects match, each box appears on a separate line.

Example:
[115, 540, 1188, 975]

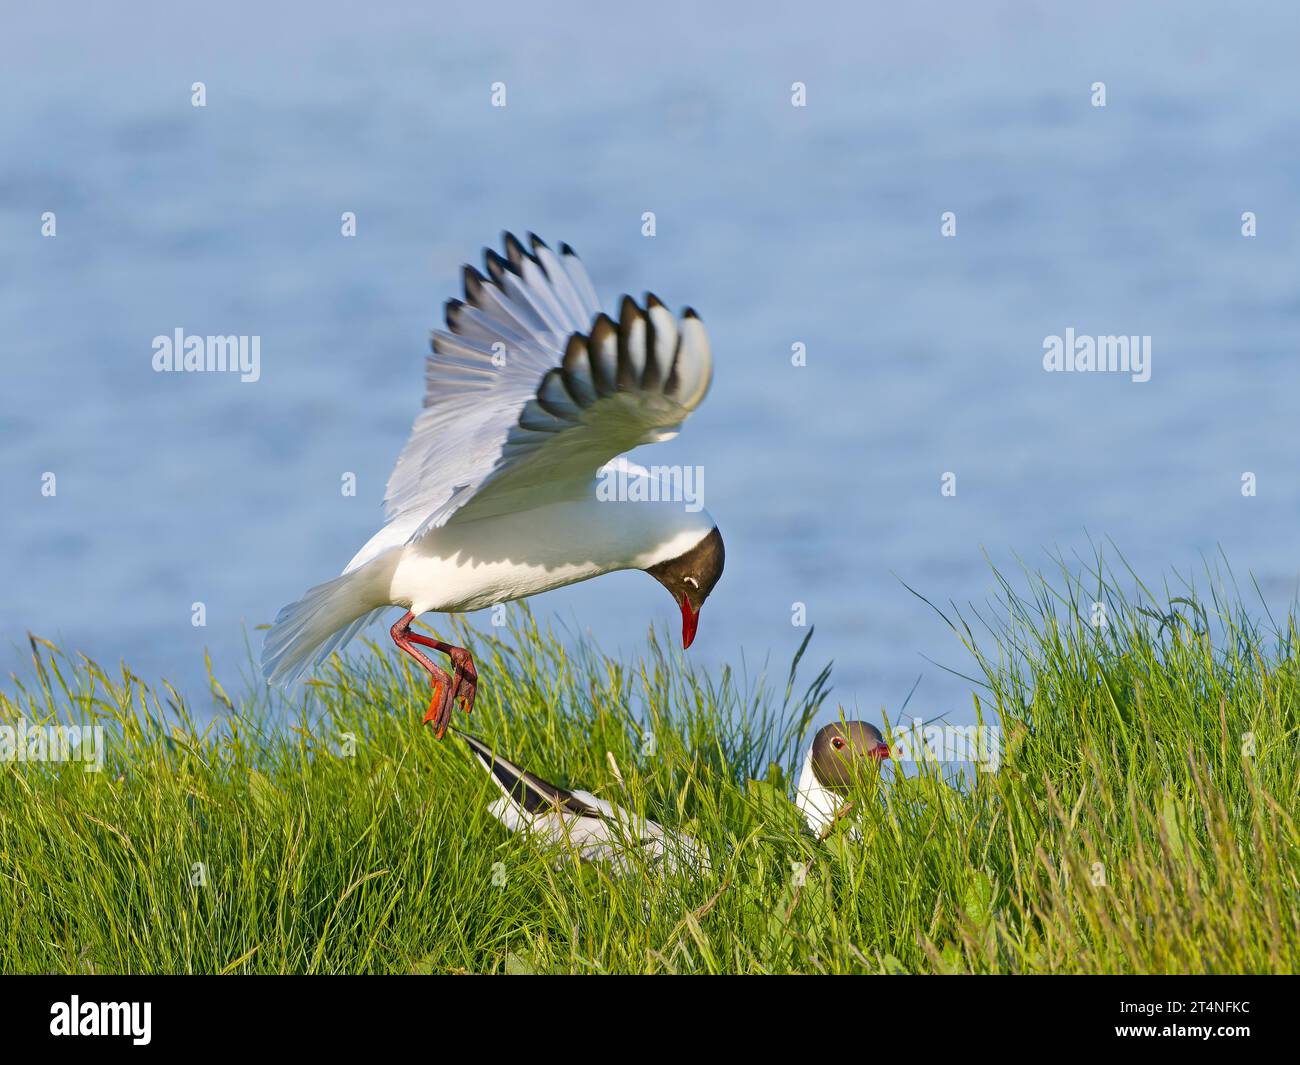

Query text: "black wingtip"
[563, 332, 587, 361]
[560, 241, 578, 257]
[462, 264, 489, 302]
[448, 725, 494, 765]
[501, 231, 529, 268]
[444, 297, 466, 331]
[483, 247, 513, 284]
[590, 311, 617, 337]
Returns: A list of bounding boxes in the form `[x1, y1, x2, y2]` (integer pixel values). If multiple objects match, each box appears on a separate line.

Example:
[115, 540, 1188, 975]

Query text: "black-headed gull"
[453, 727, 704, 875]
[262, 234, 725, 736]
[795, 721, 891, 836]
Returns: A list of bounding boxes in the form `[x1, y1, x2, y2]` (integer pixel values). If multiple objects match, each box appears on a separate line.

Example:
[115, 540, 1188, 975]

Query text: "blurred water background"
[3, 1, 1299, 729]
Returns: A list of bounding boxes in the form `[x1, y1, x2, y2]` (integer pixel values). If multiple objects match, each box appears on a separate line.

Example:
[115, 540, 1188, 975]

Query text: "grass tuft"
[2, 559, 1297, 974]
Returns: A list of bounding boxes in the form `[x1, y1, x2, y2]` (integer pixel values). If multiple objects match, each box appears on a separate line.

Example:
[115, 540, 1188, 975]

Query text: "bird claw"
[448, 651, 478, 718]
[422, 680, 451, 737]
[422, 653, 476, 739]
[392, 613, 478, 740]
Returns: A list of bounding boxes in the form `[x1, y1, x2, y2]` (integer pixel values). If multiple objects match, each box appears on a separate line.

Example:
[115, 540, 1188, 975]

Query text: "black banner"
[0, 975, 1289, 1051]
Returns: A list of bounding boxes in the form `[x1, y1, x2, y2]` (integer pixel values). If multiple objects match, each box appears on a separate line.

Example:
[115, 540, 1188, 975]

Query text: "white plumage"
[795, 754, 851, 837]
[261, 233, 719, 698]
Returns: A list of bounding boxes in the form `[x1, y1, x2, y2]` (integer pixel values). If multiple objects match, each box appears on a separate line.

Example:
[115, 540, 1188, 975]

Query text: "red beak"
[680, 595, 700, 649]
[871, 743, 891, 761]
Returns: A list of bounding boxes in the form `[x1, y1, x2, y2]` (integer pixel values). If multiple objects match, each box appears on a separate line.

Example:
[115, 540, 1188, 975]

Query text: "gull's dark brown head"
[809, 720, 891, 790]
[646, 526, 724, 649]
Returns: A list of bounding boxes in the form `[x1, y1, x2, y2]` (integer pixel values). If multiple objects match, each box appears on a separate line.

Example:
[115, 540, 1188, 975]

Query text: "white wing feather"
[382, 233, 712, 540]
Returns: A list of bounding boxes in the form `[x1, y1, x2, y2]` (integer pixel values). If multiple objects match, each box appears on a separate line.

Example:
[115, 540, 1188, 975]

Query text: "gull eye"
[831, 736, 846, 751]
[684, 576, 699, 589]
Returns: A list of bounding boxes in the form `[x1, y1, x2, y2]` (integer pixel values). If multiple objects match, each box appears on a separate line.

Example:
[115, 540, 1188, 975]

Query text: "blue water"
[4, 2, 1299, 728]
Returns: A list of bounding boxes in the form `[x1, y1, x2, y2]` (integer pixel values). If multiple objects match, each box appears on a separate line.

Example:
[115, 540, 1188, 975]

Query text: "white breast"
[386, 493, 715, 615]
[795, 753, 843, 836]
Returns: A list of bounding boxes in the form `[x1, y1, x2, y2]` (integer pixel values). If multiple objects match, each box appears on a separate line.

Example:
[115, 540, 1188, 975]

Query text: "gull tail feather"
[261, 549, 399, 686]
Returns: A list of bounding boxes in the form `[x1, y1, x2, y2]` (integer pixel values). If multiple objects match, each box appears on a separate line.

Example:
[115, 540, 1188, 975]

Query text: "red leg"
[408, 632, 478, 717]
[390, 613, 453, 737]
[389, 612, 478, 738]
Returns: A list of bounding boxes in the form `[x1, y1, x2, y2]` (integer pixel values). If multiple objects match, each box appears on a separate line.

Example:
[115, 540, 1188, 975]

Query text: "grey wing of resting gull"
[453, 727, 706, 876]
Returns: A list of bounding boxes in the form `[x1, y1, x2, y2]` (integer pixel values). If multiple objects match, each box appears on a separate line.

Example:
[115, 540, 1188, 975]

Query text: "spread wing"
[383, 233, 712, 540]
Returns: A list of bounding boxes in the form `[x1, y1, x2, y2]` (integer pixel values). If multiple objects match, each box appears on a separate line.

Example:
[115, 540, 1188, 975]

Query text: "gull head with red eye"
[809, 720, 892, 791]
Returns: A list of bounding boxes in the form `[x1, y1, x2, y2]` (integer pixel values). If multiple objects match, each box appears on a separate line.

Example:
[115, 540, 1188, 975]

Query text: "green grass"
[2, 557, 1298, 974]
